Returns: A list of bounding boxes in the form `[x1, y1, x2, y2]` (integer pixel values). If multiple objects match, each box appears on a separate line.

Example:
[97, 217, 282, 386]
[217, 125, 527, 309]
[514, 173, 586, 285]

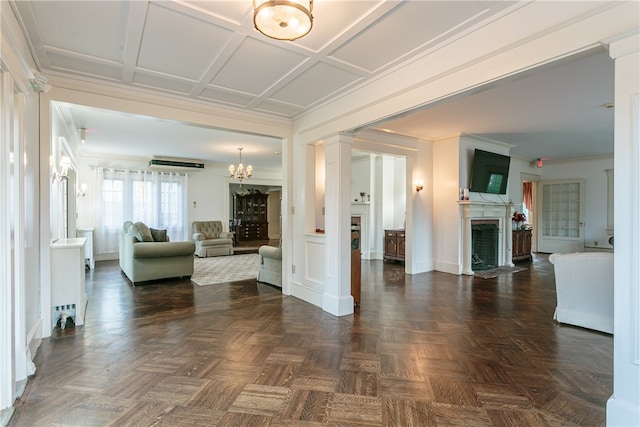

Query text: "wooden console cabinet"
[512, 228, 532, 261]
[384, 229, 405, 262]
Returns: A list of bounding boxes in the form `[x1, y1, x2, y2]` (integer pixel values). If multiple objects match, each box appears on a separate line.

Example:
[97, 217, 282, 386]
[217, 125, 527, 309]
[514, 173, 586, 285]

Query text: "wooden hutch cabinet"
[383, 229, 405, 262]
[512, 228, 532, 261]
[234, 190, 268, 242]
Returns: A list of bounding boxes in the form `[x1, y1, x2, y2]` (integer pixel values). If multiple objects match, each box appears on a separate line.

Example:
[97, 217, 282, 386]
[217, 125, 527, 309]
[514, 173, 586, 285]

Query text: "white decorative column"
[461, 203, 473, 275]
[323, 134, 354, 316]
[504, 204, 514, 267]
[607, 33, 640, 427]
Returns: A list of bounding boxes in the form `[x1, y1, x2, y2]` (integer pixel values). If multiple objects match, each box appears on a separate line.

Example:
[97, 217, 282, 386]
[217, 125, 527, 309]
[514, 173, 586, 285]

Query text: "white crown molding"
[46, 73, 293, 138]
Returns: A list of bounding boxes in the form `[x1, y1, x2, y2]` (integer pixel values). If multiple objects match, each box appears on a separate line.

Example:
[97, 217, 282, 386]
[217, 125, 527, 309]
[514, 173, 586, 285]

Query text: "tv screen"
[469, 149, 511, 194]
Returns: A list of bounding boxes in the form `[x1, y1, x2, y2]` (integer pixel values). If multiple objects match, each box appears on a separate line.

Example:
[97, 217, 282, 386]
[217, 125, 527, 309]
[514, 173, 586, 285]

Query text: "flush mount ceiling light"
[253, 0, 313, 41]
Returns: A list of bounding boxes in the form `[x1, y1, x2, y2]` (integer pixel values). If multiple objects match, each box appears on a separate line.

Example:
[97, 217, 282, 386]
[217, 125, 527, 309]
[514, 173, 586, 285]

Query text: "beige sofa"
[549, 251, 614, 334]
[257, 245, 282, 288]
[192, 221, 234, 257]
[119, 221, 195, 285]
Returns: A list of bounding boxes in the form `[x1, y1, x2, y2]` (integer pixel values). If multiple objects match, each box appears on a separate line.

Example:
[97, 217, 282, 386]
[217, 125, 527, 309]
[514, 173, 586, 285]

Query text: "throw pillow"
[150, 228, 167, 242]
[134, 222, 153, 242]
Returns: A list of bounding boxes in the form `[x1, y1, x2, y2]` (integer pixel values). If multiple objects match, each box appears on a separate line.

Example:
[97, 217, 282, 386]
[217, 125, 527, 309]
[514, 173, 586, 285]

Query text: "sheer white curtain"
[94, 168, 188, 255]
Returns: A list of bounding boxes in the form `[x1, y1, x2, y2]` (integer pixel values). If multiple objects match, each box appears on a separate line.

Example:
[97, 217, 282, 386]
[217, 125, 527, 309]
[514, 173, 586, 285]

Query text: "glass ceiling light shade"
[229, 148, 253, 182]
[253, 0, 313, 41]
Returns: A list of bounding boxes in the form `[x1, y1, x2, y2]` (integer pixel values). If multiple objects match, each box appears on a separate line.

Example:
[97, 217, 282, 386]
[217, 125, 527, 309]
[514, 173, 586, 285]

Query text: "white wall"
[314, 143, 325, 231]
[351, 156, 371, 202]
[392, 157, 406, 229]
[381, 156, 407, 230]
[432, 136, 461, 274]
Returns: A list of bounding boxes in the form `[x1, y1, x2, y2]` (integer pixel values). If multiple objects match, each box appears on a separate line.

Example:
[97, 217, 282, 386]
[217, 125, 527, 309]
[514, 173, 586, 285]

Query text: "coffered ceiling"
[13, 0, 516, 118]
[10, 1, 618, 166]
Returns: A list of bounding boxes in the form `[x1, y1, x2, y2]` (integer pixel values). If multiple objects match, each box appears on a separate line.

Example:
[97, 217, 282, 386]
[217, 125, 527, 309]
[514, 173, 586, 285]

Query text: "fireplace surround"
[459, 201, 513, 275]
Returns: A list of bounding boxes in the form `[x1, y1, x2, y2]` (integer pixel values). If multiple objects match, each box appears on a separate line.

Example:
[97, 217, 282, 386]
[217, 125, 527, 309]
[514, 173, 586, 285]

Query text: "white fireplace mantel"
[458, 201, 513, 275]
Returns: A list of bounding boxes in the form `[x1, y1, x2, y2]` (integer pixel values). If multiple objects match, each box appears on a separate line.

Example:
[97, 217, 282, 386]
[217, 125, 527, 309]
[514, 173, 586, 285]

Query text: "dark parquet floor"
[9, 254, 612, 426]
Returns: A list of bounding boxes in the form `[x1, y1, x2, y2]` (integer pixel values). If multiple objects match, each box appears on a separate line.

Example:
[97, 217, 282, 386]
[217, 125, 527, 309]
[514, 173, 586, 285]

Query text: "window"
[94, 169, 188, 254]
[161, 181, 180, 227]
[102, 178, 124, 228]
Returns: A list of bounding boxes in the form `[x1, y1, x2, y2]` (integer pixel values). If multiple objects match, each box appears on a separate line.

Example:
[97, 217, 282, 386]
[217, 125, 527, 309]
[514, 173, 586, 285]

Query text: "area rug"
[473, 265, 528, 279]
[191, 253, 260, 286]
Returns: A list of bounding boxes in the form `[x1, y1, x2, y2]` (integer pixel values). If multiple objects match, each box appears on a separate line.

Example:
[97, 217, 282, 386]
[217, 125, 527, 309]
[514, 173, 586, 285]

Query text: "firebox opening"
[471, 222, 499, 271]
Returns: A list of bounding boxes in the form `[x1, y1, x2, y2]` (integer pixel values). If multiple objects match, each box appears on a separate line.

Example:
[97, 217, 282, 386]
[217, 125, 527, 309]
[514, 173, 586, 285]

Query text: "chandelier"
[229, 148, 253, 182]
[253, 0, 313, 41]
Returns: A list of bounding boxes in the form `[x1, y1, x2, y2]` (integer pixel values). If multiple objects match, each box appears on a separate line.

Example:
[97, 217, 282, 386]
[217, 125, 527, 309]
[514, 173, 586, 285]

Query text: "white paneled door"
[538, 179, 585, 254]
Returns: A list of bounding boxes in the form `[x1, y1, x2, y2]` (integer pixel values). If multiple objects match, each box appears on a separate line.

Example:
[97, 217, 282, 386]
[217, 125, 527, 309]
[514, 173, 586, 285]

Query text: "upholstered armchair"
[257, 245, 282, 288]
[192, 221, 234, 257]
[549, 251, 613, 334]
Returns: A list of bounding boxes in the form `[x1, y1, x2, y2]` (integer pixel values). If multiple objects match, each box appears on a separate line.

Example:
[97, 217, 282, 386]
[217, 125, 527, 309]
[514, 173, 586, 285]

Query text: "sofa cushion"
[150, 228, 167, 242]
[133, 222, 153, 242]
[199, 238, 233, 247]
[132, 241, 195, 258]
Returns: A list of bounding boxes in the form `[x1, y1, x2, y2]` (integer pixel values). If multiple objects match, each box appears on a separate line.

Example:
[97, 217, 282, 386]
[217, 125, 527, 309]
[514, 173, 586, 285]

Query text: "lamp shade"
[254, 0, 313, 41]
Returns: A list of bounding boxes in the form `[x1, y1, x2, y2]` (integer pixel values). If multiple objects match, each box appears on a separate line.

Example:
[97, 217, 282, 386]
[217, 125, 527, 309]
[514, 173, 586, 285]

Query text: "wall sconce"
[77, 183, 87, 198]
[52, 155, 71, 182]
[415, 179, 424, 192]
[80, 128, 86, 144]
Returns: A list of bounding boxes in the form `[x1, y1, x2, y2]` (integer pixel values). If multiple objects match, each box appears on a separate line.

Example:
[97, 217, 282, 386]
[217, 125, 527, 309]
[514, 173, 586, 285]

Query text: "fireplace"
[471, 220, 499, 271]
[459, 201, 513, 275]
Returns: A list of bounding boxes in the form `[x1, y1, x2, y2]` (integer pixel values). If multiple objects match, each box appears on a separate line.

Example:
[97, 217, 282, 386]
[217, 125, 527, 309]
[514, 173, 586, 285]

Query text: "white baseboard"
[584, 246, 614, 253]
[434, 260, 461, 275]
[290, 281, 323, 308]
[607, 396, 640, 426]
[95, 253, 118, 261]
[27, 319, 41, 355]
[1, 407, 14, 427]
[26, 320, 40, 376]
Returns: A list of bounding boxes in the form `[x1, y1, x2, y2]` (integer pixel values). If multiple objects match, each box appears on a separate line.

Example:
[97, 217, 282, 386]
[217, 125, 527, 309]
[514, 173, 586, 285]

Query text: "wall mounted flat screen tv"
[469, 149, 511, 194]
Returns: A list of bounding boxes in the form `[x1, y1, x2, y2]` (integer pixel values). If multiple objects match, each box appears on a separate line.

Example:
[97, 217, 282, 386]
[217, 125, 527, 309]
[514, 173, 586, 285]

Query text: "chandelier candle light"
[253, 0, 313, 41]
[229, 148, 252, 183]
